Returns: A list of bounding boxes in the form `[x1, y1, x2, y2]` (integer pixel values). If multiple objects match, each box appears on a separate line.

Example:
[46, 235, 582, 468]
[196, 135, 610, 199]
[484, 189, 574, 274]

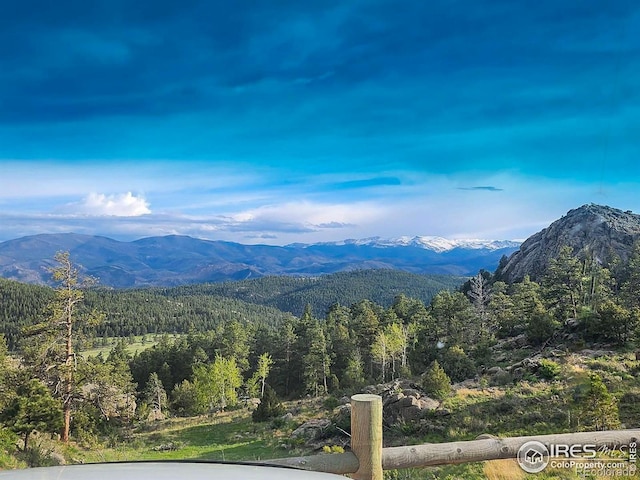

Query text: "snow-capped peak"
[315, 236, 521, 252]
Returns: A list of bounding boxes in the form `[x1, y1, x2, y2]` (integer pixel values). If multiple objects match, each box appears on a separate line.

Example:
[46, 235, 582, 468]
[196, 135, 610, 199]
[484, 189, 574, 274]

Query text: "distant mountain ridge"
[0, 233, 520, 287]
[495, 204, 640, 283]
[314, 236, 520, 253]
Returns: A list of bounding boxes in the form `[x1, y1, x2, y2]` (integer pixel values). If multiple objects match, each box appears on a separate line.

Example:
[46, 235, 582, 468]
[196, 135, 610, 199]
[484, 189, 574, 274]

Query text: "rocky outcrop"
[357, 380, 441, 424]
[495, 204, 640, 283]
[291, 419, 332, 442]
[289, 381, 443, 449]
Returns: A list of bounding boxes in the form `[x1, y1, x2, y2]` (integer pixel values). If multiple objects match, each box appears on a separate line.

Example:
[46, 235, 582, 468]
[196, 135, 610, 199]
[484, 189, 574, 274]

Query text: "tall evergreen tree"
[621, 241, 640, 309]
[0, 335, 11, 410]
[20, 252, 102, 442]
[325, 303, 355, 386]
[512, 276, 558, 345]
[272, 317, 298, 397]
[487, 281, 518, 337]
[217, 320, 251, 371]
[303, 323, 331, 396]
[77, 351, 137, 427]
[350, 300, 381, 377]
[430, 291, 476, 346]
[144, 372, 168, 417]
[342, 350, 366, 388]
[543, 246, 583, 320]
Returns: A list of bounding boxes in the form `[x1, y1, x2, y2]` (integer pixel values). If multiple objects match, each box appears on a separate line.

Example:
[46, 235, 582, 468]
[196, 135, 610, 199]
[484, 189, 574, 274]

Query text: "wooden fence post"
[351, 394, 383, 480]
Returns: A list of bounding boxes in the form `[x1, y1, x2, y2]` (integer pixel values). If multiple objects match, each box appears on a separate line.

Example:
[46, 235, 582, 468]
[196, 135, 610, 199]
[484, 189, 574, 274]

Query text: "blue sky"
[1, 1, 639, 244]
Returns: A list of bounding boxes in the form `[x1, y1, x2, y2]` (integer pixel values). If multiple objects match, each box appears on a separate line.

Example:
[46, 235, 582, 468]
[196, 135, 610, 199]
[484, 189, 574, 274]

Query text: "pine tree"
[144, 372, 168, 417]
[252, 384, 285, 422]
[0, 378, 63, 451]
[543, 245, 583, 320]
[217, 320, 250, 371]
[342, 350, 366, 388]
[77, 351, 137, 425]
[350, 300, 381, 376]
[440, 345, 476, 382]
[430, 291, 476, 346]
[487, 281, 518, 337]
[325, 303, 355, 385]
[170, 380, 200, 416]
[273, 318, 297, 397]
[20, 252, 102, 442]
[422, 360, 451, 402]
[0, 335, 10, 409]
[621, 241, 640, 309]
[512, 276, 558, 345]
[303, 323, 331, 396]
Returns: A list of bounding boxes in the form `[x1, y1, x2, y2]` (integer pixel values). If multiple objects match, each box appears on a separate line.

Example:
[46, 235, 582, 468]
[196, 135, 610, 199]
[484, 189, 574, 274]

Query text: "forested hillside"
[0, 278, 294, 351]
[0, 245, 639, 472]
[0, 270, 461, 350]
[164, 269, 464, 317]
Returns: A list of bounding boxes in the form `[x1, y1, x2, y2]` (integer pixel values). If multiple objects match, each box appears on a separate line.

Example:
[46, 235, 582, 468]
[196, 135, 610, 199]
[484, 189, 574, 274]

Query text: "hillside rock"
[495, 204, 640, 283]
[359, 380, 440, 424]
[291, 419, 332, 441]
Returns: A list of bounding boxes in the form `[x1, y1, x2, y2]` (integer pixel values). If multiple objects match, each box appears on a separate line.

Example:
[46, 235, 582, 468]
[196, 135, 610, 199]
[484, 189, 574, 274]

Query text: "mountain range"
[0, 233, 519, 287]
[3, 203, 638, 288]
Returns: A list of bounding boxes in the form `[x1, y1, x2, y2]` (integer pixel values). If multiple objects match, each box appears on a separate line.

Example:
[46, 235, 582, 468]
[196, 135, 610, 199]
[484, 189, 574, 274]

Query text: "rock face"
[495, 204, 640, 283]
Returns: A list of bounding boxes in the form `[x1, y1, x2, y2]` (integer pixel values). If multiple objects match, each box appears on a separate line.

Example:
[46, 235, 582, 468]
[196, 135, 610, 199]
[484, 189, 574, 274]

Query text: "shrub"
[323, 396, 340, 410]
[440, 346, 476, 382]
[18, 444, 62, 468]
[577, 373, 620, 431]
[537, 359, 561, 380]
[322, 445, 345, 454]
[252, 385, 285, 422]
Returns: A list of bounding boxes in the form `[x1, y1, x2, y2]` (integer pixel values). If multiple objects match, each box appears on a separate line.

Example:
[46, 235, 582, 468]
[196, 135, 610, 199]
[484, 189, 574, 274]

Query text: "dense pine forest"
[0, 245, 639, 472]
[0, 269, 462, 350]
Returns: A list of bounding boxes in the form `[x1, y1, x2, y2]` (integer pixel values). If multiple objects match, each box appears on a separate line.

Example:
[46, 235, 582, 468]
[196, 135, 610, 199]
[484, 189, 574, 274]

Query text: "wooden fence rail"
[267, 394, 640, 479]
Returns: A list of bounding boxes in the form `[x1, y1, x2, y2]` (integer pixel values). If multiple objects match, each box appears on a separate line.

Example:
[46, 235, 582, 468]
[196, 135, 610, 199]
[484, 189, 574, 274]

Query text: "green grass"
[11, 348, 640, 478]
[66, 410, 295, 465]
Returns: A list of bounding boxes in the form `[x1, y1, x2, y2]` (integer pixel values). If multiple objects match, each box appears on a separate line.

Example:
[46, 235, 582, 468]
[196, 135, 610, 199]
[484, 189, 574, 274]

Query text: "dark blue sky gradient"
[1, 1, 639, 243]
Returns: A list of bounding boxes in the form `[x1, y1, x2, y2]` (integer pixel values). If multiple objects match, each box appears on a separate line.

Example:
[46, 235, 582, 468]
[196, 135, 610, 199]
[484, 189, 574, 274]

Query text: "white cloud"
[72, 192, 151, 216]
[233, 201, 384, 228]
